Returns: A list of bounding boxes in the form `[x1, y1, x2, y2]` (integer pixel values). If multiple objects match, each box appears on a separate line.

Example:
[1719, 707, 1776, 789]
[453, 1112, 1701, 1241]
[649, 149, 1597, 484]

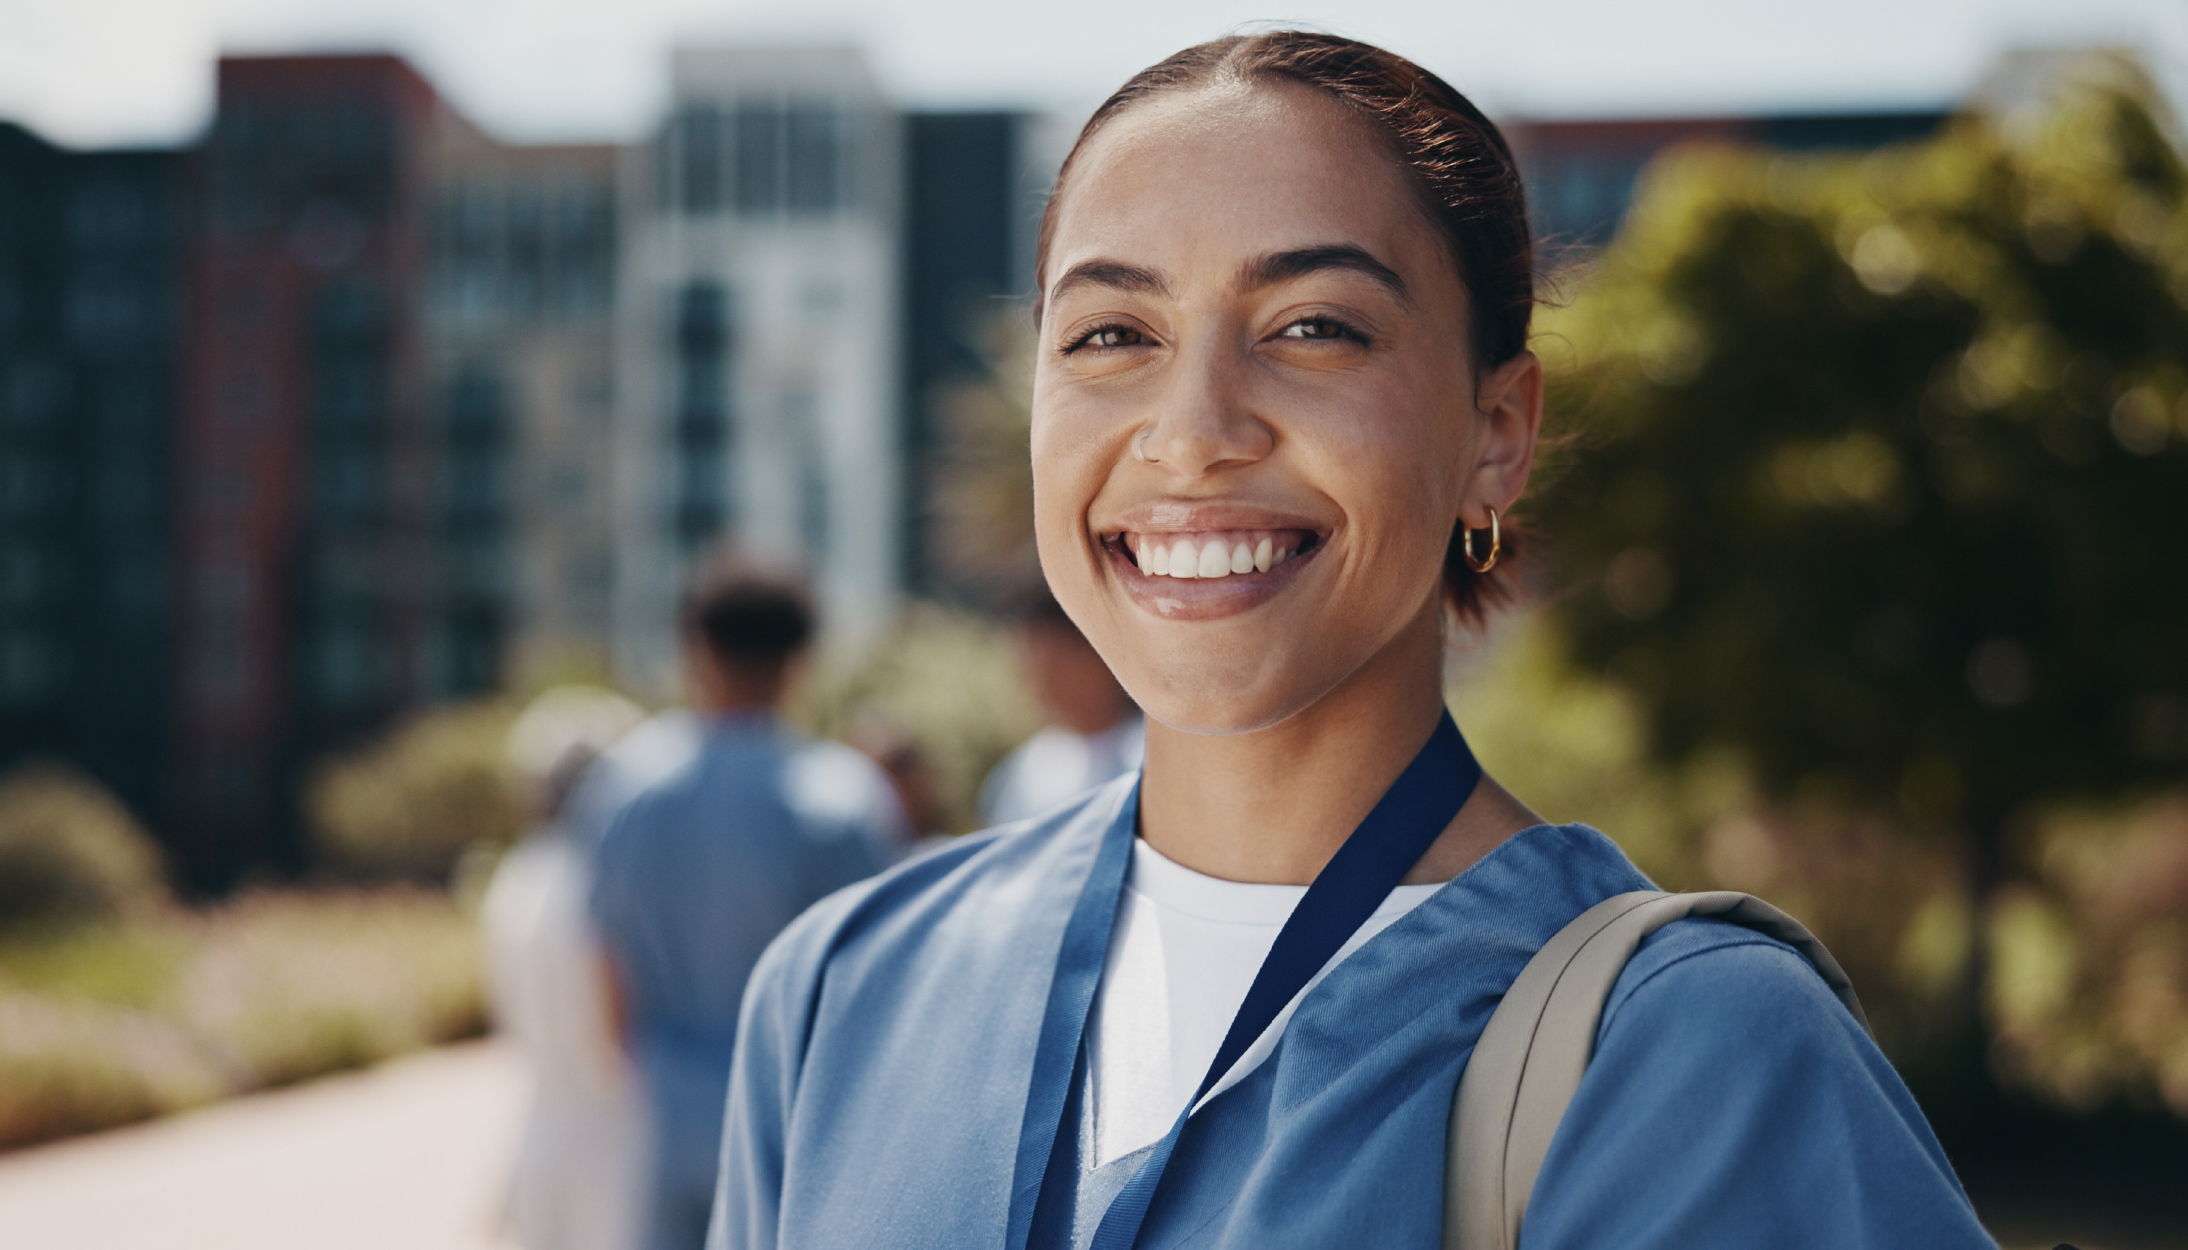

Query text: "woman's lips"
[1098, 527, 1324, 620]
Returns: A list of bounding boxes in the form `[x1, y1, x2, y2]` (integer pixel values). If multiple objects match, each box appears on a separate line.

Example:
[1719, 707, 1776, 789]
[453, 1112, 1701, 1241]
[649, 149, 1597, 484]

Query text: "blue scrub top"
[709, 774, 1994, 1250]
[592, 713, 906, 1224]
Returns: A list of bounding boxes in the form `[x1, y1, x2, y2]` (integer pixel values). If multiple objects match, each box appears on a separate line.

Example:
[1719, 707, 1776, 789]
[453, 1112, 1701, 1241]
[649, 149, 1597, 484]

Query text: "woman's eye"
[1279, 316, 1359, 341]
[1067, 325, 1147, 352]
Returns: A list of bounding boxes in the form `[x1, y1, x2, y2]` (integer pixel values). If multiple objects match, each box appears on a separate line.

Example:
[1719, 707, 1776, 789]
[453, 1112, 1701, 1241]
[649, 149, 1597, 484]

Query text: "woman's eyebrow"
[1238, 245, 1411, 304]
[1048, 258, 1171, 304]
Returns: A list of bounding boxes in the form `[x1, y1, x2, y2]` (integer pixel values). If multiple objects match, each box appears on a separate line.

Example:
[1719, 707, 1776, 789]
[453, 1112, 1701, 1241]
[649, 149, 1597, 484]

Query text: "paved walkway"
[0, 1038, 526, 1250]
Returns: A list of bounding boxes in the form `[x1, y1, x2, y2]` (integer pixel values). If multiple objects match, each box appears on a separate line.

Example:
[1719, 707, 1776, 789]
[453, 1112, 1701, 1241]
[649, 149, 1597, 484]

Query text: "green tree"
[1539, 58, 2188, 1078]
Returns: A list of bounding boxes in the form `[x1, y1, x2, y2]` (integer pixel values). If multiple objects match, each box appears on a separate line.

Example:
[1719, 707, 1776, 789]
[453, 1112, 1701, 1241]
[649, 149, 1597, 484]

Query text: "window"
[2, 630, 62, 704]
[0, 454, 64, 519]
[675, 107, 725, 214]
[505, 190, 545, 319]
[311, 628, 376, 709]
[787, 391, 830, 557]
[66, 181, 149, 247]
[785, 104, 840, 215]
[66, 273, 148, 346]
[0, 543, 48, 606]
[4, 360, 68, 428]
[314, 446, 379, 521]
[315, 358, 381, 430]
[732, 103, 781, 215]
[434, 607, 503, 699]
[551, 186, 613, 318]
[673, 281, 733, 550]
[712, 98, 846, 217]
[441, 368, 507, 540]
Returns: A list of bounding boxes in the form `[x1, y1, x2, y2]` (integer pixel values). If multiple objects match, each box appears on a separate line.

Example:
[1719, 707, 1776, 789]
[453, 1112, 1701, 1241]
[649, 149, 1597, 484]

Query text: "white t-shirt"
[1085, 837, 1443, 1167]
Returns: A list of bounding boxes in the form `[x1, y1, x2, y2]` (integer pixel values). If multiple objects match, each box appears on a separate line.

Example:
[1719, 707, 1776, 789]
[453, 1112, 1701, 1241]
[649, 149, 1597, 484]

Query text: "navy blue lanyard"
[1052, 711, 1482, 1250]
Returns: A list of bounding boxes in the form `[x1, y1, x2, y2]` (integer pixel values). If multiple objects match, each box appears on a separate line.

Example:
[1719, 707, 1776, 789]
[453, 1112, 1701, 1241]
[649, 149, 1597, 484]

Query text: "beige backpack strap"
[1442, 890, 1870, 1250]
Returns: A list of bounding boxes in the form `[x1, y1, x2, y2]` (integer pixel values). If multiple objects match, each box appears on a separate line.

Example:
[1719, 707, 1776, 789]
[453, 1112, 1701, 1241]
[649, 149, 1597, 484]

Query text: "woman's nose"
[1132, 344, 1274, 477]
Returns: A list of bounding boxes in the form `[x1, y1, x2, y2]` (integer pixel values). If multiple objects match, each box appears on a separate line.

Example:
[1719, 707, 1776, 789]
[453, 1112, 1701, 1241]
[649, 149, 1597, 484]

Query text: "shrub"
[177, 889, 485, 1088]
[0, 760, 169, 935]
[308, 699, 526, 881]
[0, 886, 485, 1151]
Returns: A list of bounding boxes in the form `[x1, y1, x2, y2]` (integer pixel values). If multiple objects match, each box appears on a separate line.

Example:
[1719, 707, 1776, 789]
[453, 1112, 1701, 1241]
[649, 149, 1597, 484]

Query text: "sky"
[2, 0, 2185, 149]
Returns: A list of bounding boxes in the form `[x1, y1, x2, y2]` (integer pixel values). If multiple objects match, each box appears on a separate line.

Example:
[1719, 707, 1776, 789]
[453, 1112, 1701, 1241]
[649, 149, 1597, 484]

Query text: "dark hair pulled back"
[1034, 31, 1536, 625]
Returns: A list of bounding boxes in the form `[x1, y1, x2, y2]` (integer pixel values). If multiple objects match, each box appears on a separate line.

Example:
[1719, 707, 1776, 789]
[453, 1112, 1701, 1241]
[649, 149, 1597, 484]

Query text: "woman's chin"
[1122, 659, 1346, 739]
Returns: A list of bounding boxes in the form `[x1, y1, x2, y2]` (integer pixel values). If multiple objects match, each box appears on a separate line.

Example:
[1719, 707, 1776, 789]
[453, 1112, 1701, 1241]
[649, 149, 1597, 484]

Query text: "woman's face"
[1033, 80, 1539, 736]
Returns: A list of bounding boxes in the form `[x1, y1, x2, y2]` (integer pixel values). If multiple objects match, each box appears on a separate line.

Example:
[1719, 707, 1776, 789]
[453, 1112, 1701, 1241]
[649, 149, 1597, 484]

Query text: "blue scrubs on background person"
[980, 591, 1144, 829]
[708, 777, 1994, 1250]
[592, 554, 910, 1250]
[560, 708, 703, 849]
[980, 716, 1144, 829]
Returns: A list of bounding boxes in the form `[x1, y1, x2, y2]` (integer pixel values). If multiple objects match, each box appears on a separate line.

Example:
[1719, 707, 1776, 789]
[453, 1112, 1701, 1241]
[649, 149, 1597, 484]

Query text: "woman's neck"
[1135, 609, 1540, 887]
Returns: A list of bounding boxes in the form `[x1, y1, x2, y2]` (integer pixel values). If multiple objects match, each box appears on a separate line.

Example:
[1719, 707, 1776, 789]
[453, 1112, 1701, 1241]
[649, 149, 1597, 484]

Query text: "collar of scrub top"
[1003, 711, 1485, 1250]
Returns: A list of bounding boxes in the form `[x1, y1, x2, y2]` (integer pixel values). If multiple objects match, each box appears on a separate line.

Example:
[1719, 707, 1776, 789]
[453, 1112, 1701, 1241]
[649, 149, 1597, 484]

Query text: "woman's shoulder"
[1602, 915, 1861, 1045]
[1524, 915, 1990, 1246]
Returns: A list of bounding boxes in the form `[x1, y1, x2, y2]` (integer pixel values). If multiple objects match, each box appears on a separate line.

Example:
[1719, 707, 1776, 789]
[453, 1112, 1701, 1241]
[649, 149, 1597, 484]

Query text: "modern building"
[168, 55, 450, 880]
[899, 111, 1033, 602]
[422, 130, 621, 696]
[0, 125, 181, 834]
[611, 46, 904, 698]
[162, 55, 629, 882]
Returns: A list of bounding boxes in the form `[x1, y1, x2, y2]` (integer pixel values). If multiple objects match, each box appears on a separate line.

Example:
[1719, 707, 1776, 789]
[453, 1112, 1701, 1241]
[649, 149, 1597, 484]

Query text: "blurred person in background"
[979, 591, 1144, 827]
[484, 685, 650, 1250]
[559, 706, 704, 853]
[843, 704, 947, 838]
[590, 554, 910, 1250]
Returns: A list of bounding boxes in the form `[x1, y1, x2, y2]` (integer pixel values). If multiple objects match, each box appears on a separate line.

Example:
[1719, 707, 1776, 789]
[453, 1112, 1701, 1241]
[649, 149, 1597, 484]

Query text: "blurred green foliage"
[1450, 618, 1969, 1067]
[0, 888, 483, 1150]
[1535, 56, 2188, 1109]
[1989, 794, 2188, 1115]
[1540, 65, 2188, 828]
[0, 760, 170, 935]
[0, 745, 492, 1151]
[307, 698, 526, 882]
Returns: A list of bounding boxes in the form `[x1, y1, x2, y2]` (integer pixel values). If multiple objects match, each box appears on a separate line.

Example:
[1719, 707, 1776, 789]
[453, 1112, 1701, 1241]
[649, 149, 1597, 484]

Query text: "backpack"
[1442, 890, 1872, 1250]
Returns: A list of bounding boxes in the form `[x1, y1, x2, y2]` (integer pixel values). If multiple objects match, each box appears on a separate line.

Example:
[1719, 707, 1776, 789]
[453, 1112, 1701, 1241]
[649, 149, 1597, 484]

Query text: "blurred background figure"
[843, 704, 948, 839]
[484, 686, 650, 1250]
[588, 554, 910, 1250]
[558, 706, 704, 852]
[979, 593, 1143, 828]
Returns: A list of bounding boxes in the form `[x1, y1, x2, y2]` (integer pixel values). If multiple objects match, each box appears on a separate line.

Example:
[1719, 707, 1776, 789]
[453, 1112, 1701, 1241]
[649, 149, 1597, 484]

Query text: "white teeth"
[1197, 540, 1230, 578]
[1127, 531, 1305, 579]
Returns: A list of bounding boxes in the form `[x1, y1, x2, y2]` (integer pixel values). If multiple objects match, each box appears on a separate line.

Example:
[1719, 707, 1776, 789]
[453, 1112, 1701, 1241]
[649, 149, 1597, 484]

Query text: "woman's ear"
[1465, 349, 1544, 520]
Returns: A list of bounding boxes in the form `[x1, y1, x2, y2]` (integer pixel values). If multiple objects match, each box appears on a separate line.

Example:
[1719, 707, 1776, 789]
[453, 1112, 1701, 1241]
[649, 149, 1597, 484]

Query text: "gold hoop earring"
[1462, 507, 1501, 574]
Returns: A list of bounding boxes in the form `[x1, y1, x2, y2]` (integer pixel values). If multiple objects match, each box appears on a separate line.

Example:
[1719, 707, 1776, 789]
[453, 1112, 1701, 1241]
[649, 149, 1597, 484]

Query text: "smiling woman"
[707, 32, 1993, 1250]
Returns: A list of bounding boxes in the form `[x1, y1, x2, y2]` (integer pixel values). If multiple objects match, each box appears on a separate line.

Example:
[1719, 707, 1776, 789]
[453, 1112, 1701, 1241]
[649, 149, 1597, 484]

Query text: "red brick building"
[170, 56, 448, 881]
